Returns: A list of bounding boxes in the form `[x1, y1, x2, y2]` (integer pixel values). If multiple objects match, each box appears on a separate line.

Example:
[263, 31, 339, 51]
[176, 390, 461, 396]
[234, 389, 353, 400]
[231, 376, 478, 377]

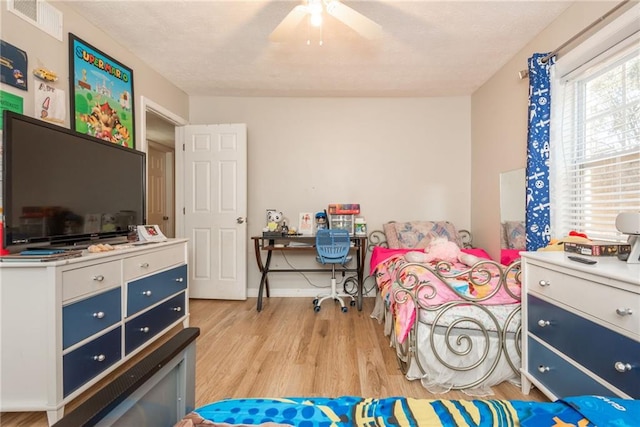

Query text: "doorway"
[147, 139, 174, 237]
[141, 97, 188, 238]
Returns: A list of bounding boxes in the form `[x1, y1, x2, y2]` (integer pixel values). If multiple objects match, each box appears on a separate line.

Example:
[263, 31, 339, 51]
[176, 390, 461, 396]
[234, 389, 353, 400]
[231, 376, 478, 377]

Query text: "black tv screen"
[2, 111, 146, 253]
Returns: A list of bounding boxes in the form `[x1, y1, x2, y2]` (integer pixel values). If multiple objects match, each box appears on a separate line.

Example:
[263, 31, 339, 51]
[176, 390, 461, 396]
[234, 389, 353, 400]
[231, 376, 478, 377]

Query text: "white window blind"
[551, 36, 640, 242]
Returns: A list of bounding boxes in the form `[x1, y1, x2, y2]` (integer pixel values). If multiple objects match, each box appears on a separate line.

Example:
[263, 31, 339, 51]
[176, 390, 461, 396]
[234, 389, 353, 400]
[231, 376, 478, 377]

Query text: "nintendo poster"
[68, 33, 135, 148]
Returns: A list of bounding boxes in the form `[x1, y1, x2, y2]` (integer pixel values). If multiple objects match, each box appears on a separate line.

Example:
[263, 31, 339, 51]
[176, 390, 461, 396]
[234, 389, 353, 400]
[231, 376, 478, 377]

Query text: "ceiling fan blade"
[269, 5, 308, 42]
[326, 1, 382, 39]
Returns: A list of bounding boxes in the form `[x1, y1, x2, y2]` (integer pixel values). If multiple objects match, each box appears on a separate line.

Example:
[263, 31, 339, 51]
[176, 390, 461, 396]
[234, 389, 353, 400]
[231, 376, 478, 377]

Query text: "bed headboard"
[368, 221, 472, 252]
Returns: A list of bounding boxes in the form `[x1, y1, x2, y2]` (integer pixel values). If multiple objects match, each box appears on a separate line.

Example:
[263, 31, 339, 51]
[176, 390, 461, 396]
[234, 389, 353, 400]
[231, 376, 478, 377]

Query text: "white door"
[181, 124, 247, 300]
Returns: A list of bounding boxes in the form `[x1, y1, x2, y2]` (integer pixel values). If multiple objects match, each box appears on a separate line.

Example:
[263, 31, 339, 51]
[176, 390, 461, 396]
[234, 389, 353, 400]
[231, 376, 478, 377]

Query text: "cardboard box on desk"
[328, 204, 360, 215]
[564, 241, 631, 256]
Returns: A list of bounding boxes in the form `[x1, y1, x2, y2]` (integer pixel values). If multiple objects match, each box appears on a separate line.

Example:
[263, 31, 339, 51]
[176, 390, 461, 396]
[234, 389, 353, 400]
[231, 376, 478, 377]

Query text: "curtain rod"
[518, 0, 631, 79]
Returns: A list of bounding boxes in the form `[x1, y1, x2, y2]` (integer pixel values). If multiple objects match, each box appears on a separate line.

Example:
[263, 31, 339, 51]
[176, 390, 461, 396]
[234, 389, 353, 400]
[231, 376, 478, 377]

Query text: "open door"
[178, 124, 248, 300]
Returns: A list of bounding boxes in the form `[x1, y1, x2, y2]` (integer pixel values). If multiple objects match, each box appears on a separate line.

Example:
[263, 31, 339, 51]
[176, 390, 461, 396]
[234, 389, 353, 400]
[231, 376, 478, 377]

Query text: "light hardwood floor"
[0, 297, 545, 426]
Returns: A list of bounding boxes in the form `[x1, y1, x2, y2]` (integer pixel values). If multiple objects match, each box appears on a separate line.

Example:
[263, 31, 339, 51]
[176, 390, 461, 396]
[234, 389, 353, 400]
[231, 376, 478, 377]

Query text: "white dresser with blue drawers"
[0, 239, 189, 425]
[521, 251, 640, 400]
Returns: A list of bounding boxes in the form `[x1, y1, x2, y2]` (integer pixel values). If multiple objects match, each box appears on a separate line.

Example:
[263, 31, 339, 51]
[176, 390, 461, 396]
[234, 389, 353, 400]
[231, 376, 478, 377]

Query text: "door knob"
[236, 217, 246, 224]
[163, 216, 169, 220]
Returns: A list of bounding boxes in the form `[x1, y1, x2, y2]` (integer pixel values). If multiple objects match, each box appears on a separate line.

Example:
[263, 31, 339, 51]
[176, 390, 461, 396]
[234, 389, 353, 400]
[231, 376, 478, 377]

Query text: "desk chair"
[313, 229, 355, 313]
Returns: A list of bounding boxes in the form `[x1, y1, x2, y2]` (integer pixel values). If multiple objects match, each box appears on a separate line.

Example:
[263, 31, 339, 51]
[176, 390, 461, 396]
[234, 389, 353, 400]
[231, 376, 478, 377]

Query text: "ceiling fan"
[269, 0, 382, 42]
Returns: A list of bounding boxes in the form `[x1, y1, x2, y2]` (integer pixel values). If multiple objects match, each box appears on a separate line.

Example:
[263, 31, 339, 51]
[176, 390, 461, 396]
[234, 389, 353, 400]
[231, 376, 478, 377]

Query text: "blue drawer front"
[63, 326, 122, 397]
[127, 264, 187, 315]
[528, 295, 640, 398]
[63, 287, 121, 349]
[528, 336, 614, 398]
[125, 292, 185, 355]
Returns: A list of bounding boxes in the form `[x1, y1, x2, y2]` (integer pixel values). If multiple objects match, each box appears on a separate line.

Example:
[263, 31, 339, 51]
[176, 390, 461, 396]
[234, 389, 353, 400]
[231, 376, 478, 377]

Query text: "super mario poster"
[69, 33, 135, 148]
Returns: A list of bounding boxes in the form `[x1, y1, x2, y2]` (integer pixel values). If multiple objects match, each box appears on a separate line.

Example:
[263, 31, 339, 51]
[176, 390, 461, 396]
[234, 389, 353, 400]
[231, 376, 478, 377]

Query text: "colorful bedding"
[177, 395, 640, 427]
[371, 247, 521, 343]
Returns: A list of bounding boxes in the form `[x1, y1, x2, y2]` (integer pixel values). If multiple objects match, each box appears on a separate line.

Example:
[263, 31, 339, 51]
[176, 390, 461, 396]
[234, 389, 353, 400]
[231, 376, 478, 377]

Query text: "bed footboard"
[391, 259, 522, 393]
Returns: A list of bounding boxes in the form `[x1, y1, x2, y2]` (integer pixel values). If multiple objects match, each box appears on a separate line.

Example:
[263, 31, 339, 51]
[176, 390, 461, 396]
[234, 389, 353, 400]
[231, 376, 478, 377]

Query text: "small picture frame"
[136, 224, 167, 242]
[298, 212, 314, 235]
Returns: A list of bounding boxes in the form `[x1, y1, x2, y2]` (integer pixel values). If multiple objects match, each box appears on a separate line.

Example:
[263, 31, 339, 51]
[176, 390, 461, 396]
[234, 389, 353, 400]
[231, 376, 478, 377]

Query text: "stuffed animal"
[405, 237, 481, 266]
[267, 211, 284, 232]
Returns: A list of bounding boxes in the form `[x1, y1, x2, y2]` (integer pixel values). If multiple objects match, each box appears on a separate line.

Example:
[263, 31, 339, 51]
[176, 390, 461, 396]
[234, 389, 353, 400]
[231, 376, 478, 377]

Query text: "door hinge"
[182, 143, 185, 151]
[183, 207, 185, 215]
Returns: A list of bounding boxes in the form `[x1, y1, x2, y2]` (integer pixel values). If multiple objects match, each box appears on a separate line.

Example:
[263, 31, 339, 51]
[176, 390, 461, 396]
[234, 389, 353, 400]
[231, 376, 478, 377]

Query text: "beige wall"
[470, 1, 623, 260]
[190, 96, 471, 295]
[0, 2, 189, 145]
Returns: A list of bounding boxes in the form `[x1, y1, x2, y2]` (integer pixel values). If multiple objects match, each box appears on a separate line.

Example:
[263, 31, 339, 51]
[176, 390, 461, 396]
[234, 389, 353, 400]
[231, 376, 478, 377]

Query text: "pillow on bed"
[383, 221, 462, 249]
[505, 221, 526, 250]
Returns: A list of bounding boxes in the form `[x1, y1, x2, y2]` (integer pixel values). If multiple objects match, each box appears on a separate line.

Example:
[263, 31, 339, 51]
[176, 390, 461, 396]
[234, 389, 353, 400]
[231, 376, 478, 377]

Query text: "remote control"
[568, 255, 597, 265]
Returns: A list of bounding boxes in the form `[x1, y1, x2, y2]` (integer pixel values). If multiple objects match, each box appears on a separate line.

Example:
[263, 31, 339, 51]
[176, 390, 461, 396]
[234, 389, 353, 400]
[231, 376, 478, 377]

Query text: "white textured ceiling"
[64, 0, 575, 98]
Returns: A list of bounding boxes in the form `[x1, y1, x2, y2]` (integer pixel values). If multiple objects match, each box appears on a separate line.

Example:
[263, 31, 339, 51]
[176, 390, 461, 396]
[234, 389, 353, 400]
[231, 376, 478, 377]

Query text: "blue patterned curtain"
[525, 53, 554, 251]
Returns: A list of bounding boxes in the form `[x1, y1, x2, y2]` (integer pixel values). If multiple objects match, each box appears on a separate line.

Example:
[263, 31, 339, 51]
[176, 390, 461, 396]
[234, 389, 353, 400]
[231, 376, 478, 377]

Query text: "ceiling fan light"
[310, 12, 322, 27]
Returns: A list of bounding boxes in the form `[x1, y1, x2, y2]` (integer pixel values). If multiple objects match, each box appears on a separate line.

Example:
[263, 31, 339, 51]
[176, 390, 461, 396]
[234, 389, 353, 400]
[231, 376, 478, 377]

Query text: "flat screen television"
[2, 111, 146, 253]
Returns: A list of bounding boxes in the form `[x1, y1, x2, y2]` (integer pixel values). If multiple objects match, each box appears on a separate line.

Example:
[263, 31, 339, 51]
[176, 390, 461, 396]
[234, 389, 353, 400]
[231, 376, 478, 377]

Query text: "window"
[551, 36, 639, 242]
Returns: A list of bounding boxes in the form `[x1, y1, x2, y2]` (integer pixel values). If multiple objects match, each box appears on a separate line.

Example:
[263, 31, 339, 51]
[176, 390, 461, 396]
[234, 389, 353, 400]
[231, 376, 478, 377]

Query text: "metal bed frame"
[368, 229, 522, 393]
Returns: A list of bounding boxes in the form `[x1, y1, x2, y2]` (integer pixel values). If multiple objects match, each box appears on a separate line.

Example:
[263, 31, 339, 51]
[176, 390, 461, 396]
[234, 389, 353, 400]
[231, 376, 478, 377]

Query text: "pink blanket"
[369, 246, 493, 276]
[371, 247, 520, 343]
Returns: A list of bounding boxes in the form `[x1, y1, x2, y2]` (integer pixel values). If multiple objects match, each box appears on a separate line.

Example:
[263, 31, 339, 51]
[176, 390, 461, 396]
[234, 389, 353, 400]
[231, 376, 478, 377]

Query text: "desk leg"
[253, 239, 272, 311]
[257, 250, 272, 312]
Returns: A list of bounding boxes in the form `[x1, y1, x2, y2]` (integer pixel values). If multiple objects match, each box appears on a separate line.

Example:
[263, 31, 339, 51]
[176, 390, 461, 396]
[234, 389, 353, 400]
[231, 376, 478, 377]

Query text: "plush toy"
[405, 237, 481, 266]
[266, 211, 284, 232]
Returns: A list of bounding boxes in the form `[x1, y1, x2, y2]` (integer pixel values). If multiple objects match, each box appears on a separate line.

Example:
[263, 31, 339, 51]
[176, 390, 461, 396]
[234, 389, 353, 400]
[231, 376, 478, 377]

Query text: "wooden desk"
[251, 235, 367, 312]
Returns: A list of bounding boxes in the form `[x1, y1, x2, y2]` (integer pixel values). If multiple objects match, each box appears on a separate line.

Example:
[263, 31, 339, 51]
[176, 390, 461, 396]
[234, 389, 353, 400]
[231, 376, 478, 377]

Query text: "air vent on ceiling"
[7, 0, 63, 41]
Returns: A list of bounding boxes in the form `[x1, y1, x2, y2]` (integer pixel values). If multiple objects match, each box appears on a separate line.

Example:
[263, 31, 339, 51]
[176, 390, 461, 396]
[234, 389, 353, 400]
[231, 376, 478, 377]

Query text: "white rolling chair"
[313, 228, 355, 313]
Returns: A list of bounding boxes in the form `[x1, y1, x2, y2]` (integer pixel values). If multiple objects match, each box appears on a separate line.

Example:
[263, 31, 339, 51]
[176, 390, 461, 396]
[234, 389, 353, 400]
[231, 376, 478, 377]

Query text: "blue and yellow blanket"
[181, 395, 639, 426]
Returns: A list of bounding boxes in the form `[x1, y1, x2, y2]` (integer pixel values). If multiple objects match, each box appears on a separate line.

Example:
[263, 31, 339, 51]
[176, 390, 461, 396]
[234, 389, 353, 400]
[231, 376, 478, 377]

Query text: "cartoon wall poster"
[35, 82, 66, 124]
[0, 90, 24, 130]
[0, 40, 28, 91]
[68, 33, 135, 148]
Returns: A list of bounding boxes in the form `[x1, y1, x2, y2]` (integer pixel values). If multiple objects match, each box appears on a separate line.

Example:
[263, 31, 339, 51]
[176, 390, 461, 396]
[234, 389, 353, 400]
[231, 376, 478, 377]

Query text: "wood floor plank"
[0, 297, 546, 426]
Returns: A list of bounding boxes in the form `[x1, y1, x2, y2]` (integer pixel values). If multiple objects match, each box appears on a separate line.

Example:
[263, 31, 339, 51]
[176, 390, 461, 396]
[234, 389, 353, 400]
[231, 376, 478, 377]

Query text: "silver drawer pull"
[172, 307, 182, 312]
[615, 362, 632, 372]
[538, 365, 550, 373]
[142, 290, 152, 297]
[93, 311, 105, 319]
[537, 319, 550, 327]
[175, 277, 184, 283]
[93, 275, 105, 282]
[616, 308, 633, 316]
[538, 280, 550, 287]
[139, 262, 150, 268]
[93, 354, 106, 362]
[139, 327, 150, 333]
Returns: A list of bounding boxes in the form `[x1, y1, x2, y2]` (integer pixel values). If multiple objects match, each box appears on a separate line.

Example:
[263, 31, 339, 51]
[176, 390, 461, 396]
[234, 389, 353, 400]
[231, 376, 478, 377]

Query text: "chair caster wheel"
[313, 299, 318, 305]
[314, 305, 321, 313]
[341, 307, 348, 313]
[350, 300, 356, 306]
